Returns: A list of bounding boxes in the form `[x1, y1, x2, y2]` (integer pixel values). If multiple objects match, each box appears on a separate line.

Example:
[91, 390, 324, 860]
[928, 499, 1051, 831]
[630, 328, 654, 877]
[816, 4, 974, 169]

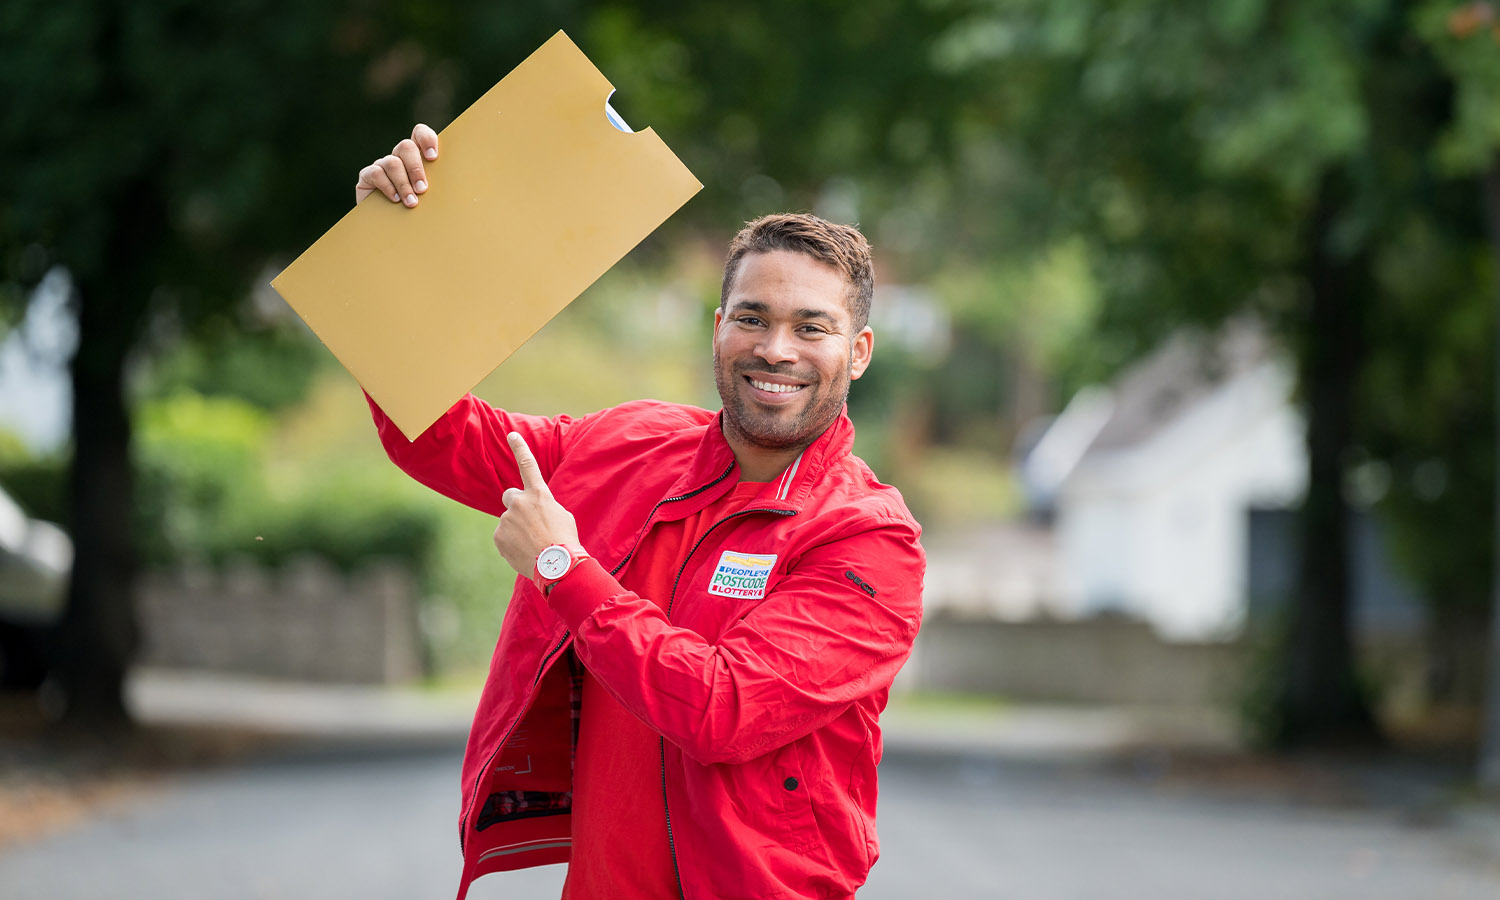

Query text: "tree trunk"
[1478, 158, 1500, 790]
[43, 4, 170, 730]
[48, 164, 162, 729]
[1273, 174, 1383, 749]
[49, 275, 141, 730]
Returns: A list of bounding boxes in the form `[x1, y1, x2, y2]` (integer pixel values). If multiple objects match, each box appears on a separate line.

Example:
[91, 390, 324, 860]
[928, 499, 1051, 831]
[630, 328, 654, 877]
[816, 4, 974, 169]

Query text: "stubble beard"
[714, 349, 852, 452]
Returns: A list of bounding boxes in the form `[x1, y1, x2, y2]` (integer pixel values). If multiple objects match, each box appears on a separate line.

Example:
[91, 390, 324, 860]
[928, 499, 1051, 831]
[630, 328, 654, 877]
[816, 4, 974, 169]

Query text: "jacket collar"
[656, 407, 856, 520]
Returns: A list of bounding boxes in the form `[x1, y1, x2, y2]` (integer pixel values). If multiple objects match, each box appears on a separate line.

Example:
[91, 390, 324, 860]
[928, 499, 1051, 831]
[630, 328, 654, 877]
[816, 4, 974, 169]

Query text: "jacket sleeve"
[366, 390, 577, 517]
[545, 517, 925, 766]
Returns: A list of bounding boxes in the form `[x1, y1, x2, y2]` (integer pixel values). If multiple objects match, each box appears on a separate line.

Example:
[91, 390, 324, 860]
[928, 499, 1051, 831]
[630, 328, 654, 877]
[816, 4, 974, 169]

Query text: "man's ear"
[712, 307, 725, 345]
[849, 326, 874, 380]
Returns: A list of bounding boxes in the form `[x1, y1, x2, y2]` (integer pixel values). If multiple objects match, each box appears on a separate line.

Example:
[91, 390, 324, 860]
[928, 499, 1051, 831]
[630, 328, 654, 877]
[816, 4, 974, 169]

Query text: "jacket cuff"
[545, 557, 620, 630]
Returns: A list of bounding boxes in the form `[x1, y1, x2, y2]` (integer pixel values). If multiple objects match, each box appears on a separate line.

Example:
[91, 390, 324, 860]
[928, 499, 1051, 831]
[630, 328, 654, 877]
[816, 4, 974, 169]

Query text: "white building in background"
[1020, 321, 1306, 641]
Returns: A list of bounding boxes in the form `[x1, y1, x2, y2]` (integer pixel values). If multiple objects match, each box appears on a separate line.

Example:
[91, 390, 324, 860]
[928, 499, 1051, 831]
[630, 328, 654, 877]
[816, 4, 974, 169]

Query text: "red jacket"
[370, 393, 925, 900]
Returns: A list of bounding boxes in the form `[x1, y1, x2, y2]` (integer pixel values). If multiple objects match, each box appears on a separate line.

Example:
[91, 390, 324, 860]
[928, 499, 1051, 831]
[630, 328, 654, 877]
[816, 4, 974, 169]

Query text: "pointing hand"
[492, 432, 583, 578]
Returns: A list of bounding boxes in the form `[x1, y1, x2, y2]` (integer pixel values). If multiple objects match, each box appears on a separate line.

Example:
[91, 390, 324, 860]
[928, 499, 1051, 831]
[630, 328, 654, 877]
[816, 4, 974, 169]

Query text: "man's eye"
[737, 316, 765, 327]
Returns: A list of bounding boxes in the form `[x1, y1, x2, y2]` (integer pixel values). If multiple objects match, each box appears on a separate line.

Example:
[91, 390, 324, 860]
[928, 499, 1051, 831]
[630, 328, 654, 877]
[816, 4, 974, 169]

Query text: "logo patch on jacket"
[845, 570, 876, 597]
[707, 551, 778, 599]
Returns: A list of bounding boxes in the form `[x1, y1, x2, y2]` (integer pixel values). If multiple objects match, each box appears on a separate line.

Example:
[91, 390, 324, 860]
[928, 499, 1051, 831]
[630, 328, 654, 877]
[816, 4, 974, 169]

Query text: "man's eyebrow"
[794, 308, 840, 325]
[726, 300, 771, 315]
[725, 300, 840, 325]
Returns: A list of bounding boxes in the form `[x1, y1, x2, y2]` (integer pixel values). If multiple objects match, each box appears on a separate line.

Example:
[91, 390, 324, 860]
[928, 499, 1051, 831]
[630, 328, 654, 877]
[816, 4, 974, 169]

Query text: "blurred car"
[0, 483, 71, 688]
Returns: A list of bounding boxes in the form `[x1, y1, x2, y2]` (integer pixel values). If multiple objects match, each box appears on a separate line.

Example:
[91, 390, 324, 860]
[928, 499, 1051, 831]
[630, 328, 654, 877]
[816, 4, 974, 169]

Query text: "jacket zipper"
[609, 461, 737, 578]
[459, 461, 734, 858]
[659, 504, 797, 900]
[458, 629, 571, 853]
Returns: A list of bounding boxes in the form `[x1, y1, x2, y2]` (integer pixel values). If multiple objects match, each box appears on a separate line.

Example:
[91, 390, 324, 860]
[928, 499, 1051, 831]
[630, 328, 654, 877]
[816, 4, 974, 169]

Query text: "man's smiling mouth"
[746, 377, 806, 394]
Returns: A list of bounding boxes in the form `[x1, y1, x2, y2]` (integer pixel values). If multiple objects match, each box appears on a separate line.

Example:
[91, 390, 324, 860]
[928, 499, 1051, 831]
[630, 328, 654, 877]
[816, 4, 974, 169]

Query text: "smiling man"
[712, 232, 874, 478]
[360, 126, 924, 900]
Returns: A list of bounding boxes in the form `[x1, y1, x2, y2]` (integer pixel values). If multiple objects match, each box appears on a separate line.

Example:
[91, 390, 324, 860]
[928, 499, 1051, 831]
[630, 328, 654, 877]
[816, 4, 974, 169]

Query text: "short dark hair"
[719, 214, 874, 331]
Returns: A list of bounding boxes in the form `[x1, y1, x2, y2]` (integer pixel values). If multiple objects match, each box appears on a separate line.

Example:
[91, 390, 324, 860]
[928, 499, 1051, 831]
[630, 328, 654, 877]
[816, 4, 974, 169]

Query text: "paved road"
[869, 750, 1500, 900]
[2, 737, 1498, 900]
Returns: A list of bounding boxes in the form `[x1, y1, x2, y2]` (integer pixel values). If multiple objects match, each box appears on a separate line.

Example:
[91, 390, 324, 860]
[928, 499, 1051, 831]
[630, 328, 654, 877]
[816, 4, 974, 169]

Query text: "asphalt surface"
[868, 749, 1500, 900]
[2, 734, 1499, 900]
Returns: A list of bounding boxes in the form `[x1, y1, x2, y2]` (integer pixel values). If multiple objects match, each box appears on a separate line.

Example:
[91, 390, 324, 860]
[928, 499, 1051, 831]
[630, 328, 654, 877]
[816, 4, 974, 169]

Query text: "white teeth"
[750, 379, 803, 394]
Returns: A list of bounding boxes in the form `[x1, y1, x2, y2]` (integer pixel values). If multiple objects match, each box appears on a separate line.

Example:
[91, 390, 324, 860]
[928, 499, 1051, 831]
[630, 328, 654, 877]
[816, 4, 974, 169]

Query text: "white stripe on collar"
[776, 450, 805, 501]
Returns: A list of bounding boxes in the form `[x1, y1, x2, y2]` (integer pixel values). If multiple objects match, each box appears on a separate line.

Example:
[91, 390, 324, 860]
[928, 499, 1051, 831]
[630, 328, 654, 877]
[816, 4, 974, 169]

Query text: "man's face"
[713, 250, 874, 452]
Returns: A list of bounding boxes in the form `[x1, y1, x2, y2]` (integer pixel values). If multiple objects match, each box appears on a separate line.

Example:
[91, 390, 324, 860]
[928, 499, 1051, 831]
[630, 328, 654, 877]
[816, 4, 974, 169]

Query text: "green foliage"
[128, 384, 515, 672]
[422, 500, 518, 671]
[936, 0, 1338, 340]
[5, 3, 384, 298]
[581, 0, 975, 225]
[133, 390, 438, 571]
[1417, 0, 1500, 174]
[243, 464, 441, 574]
[1235, 609, 1299, 750]
[0, 454, 68, 525]
[139, 321, 327, 412]
[0, 429, 28, 464]
[1362, 217, 1496, 616]
[134, 390, 274, 565]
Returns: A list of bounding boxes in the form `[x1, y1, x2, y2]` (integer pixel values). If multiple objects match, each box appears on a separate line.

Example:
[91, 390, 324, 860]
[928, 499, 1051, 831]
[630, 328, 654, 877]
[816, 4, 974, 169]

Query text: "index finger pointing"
[507, 432, 548, 493]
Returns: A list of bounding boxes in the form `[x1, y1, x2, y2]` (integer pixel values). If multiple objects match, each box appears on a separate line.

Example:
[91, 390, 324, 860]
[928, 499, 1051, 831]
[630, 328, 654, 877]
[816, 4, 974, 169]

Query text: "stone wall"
[137, 557, 423, 684]
[901, 612, 1249, 706]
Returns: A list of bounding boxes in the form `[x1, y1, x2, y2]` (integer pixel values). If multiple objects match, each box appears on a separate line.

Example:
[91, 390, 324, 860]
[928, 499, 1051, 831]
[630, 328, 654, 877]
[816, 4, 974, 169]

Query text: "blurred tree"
[1420, 0, 1500, 788]
[576, 0, 979, 243]
[939, 0, 1499, 748]
[0, 0, 461, 727]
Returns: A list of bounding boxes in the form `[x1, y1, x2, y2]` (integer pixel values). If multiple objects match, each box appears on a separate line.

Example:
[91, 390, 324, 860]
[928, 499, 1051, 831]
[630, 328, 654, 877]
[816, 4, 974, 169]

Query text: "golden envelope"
[272, 31, 702, 440]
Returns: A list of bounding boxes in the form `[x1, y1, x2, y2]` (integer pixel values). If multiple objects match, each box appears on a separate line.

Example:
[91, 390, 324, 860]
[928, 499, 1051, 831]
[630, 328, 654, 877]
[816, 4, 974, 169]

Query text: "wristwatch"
[533, 543, 590, 595]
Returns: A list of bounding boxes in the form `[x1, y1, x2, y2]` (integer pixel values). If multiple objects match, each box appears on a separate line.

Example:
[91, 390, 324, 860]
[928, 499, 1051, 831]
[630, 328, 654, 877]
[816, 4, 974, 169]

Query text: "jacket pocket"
[768, 743, 820, 854]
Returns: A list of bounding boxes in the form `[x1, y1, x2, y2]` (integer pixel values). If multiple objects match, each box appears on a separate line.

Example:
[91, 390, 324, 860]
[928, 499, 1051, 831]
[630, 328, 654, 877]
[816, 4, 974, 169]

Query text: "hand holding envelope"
[271, 32, 702, 441]
[355, 123, 440, 208]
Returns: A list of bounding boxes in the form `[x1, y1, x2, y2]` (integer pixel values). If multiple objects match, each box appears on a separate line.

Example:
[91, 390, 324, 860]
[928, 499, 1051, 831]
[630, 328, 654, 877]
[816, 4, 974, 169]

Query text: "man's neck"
[733, 445, 804, 484]
[722, 424, 812, 484]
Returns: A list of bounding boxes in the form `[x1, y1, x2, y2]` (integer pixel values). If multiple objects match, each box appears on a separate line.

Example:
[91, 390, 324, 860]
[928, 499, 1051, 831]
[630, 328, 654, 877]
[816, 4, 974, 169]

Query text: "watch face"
[537, 546, 572, 580]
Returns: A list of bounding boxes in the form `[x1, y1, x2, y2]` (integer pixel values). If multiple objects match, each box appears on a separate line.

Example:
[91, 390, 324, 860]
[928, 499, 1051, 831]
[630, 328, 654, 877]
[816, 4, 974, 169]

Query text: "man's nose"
[754, 327, 798, 366]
